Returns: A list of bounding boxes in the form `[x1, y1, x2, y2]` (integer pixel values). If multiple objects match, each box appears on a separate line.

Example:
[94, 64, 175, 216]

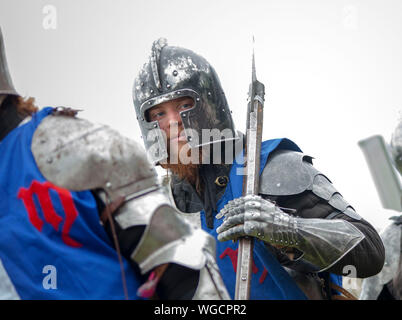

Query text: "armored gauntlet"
[217, 194, 365, 272]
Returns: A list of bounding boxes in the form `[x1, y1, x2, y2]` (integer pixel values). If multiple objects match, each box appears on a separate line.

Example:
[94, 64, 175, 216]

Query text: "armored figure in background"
[0, 27, 229, 300]
[132, 38, 385, 299]
[359, 121, 402, 300]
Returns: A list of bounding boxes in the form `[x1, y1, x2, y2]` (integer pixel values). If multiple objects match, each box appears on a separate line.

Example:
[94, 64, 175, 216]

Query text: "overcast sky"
[1, 0, 401, 231]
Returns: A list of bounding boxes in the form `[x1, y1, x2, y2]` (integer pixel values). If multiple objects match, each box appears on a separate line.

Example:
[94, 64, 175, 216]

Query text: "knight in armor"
[0, 27, 230, 300]
[359, 121, 402, 300]
[132, 38, 385, 300]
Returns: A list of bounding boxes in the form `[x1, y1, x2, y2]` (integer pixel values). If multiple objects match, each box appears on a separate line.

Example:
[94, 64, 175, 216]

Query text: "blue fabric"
[201, 138, 342, 299]
[0, 108, 143, 299]
[200, 138, 307, 299]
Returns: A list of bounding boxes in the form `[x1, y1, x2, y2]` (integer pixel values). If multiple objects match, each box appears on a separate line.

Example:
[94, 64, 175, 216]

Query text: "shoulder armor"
[259, 150, 361, 220]
[259, 150, 316, 196]
[32, 115, 158, 201]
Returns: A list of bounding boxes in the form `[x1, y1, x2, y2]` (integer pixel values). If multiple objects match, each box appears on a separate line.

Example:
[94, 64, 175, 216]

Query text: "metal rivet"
[167, 84, 171, 89]
[150, 89, 154, 94]
[173, 70, 178, 76]
[187, 136, 192, 142]
[182, 113, 187, 118]
[207, 92, 211, 96]
[241, 276, 247, 281]
[177, 91, 181, 95]
[153, 124, 158, 128]
[196, 97, 200, 102]
[46, 157, 53, 164]
[148, 101, 152, 105]
[141, 82, 144, 86]
[106, 182, 112, 189]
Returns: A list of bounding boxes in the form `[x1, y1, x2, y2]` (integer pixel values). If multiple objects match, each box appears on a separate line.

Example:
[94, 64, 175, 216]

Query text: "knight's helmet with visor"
[0, 27, 19, 104]
[132, 38, 238, 164]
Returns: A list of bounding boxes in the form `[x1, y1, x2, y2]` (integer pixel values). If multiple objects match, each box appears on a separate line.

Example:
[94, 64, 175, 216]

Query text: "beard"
[160, 140, 203, 192]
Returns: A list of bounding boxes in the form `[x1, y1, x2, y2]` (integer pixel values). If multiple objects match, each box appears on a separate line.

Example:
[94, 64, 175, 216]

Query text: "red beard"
[161, 141, 203, 193]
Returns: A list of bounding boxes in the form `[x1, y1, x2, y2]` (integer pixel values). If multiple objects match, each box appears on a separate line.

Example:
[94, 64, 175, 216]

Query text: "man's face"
[147, 96, 194, 160]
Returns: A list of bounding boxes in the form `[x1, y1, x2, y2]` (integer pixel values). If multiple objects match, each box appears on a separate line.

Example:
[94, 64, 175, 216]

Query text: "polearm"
[235, 41, 265, 300]
[358, 135, 402, 211]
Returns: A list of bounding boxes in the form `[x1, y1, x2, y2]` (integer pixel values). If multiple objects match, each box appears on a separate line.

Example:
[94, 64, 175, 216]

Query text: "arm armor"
[32, 114, 230, 300]
[258, 150, 367, 273]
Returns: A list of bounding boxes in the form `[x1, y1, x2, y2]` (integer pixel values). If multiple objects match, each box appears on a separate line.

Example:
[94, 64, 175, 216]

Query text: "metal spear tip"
[252, 36, 257, 82]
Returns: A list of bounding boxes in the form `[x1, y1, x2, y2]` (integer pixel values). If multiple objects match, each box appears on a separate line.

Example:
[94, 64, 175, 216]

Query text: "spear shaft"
[235, 43, 265, 300]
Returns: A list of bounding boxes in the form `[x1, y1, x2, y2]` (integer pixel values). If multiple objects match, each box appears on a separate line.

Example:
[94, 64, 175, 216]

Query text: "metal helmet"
[391, 119, 402, 174]
[0, 27, 18, 101]
[132, 38, 238, 164]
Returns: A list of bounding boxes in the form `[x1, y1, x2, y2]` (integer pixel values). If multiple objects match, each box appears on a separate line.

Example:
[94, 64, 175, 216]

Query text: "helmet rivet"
[148, 101, 152, 105]
[177, 91, 181, 95]
[167, 84, 171, 89]
[173, 70, 178, 76]
[187, 136, 192, 142]
[153, 124, 158, 128]
[207, 92, 211, 96]
[182, 113, 187, 118]
[196, 97, 200, 102]
[46, 157, 53, 164]
[141, 82, 144, 87]
[150, 89, 154, 94]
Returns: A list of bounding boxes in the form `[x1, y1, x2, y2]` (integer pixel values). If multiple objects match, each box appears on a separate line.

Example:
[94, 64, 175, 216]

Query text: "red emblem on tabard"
[18, 180, 82, 248]
[220, 247, 268, 284]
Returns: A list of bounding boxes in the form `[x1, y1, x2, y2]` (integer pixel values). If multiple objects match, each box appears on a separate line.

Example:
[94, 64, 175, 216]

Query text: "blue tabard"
[200, 138, 342, 299]
[0, 108, 143, 299]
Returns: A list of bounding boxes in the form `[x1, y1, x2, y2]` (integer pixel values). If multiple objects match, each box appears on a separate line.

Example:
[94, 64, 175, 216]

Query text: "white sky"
[1, 0, 401, 231]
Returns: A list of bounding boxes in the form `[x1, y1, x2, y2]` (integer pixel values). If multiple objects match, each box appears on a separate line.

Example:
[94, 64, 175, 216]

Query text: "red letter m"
[18, 181, 82, 248]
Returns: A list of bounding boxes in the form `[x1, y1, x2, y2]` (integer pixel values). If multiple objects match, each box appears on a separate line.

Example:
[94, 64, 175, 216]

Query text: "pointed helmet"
[133, 38, 238, 163]
[0, 27, 18, 99]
